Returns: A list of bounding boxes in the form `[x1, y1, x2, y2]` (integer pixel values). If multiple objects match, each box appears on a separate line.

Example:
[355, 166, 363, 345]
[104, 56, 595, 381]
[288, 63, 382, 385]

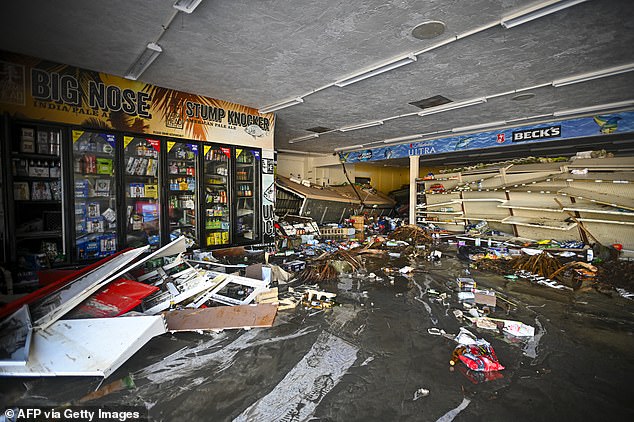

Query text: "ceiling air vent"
[306, 126, 332, 133]
[409, 95, 452, 110]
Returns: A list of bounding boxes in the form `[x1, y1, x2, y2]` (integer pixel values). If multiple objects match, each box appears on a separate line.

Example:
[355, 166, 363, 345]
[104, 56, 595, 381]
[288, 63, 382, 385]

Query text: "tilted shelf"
[418, 219, 466, 226]
[416, 200, 460, 209]
[497, 200, 564, 213]
[563, 201, 634, 216]
[455, 215, 507, 223]
[566, 157, 634, 170]
[577, 218, 634, 226]
[556, 171, 634, 184]
[423, 210, 464, 215]
[559, 187, 634, 211]
[501, 216, 577, 231]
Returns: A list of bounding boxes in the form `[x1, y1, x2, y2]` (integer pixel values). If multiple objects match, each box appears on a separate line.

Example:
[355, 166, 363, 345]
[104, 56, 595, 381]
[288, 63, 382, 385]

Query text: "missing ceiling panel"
[409, 95, 452, 110]
[306, 126, 332, 133]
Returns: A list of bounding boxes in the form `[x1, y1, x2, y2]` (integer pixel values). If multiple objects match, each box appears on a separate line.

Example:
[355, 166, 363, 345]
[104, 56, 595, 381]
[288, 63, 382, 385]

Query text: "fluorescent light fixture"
[553, 100, 634, 117]
[451, 120, 507, 133]
[277, 149, 315, 155]
[288, 133, 318, 144]
[259, 97, 304, 114]
[335, 54, 417, 87]
[125, 43, 162, 80]
[552, 63, 634, 87]
[501, 0, 589, 29]
[383, 133, 425, 143]
[173, 0, 203, 13]
[418, 97, 487, 117]
[334, 144, 364, 152]
[339, 120, 384, 132]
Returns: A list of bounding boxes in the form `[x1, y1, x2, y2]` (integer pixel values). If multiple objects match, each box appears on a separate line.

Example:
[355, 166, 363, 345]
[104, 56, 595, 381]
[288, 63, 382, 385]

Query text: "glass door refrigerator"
[165, 140, 199, 248]
[71, 130, 118, 261]
[122, 136, 161, 250]
[234, 148, 260, 243]
[202, 145, 231, 248]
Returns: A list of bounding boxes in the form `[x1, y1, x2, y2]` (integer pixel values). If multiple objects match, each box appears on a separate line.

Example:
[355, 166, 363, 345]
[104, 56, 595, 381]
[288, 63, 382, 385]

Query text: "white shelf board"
[417, 200, 460, 209]
[563, 202, 634, 216]
[423, 210, 464, 215]
[460, 198, 505, 203]
[556, 171, 634, 183]
[498, 200, 564, 213]
[455, 215, 507, 223]
[418, 219, 466, 226]
[559, 187, 634, 211]
[567, 157, 634, 170]
[501, 216, 577, 231]
[577, 218, 634, 226]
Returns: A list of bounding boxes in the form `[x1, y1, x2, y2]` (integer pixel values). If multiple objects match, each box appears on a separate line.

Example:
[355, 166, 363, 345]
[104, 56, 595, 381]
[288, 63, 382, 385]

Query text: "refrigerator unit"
[122, 136, 161, 250]
[71, 130, 118, 260]
[166, 141, 199, 248]
[202, 145, 231, 247]
[234, 148, 260, 243]
[5, 121, 66, 268]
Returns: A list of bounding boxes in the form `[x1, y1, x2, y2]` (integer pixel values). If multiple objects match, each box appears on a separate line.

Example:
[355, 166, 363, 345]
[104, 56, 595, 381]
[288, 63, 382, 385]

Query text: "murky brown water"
[2, 246, 633, 421]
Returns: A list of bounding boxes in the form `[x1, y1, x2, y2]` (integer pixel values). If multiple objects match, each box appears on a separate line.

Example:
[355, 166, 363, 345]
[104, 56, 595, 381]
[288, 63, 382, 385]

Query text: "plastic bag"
[458, 344, 505, 372]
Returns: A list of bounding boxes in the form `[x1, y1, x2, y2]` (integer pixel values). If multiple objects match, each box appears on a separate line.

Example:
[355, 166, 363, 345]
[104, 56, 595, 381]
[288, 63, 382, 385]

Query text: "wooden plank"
[164, 304, 277, 332]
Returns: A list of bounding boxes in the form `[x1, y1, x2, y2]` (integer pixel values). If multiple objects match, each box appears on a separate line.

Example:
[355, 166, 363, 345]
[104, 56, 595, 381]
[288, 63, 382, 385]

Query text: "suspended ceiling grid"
[0, 0, 633, 154]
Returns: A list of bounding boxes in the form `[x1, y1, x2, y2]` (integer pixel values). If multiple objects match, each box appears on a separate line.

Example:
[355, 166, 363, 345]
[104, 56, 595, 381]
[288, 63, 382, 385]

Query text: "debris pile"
[388, 224, 433, 244]
[510, 252, 563, 279]
[596, 260, 634, 290]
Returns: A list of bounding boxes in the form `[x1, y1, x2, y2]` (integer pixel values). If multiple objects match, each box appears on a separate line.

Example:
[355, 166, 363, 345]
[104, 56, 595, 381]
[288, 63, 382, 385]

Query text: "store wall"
[277, 152, 413, 194]
[277, 153, 311, 180]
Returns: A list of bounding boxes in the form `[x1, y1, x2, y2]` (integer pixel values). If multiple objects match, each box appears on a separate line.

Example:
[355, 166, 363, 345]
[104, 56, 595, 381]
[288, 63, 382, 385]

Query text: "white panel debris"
[0, 316, 166, 378]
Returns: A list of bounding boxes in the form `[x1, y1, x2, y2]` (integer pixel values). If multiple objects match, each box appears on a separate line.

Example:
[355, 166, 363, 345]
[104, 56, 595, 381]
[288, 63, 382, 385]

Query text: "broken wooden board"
[256, 287, 279, 304]
[164, 304, 277, 332]
[0, 315, 166, 378]
[474, 289, 497, 307]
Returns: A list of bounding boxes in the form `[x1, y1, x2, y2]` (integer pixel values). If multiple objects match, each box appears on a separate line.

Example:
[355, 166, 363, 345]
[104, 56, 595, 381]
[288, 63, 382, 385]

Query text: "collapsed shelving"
[275, 176, 395, 223]
[417, 156, 634, 254]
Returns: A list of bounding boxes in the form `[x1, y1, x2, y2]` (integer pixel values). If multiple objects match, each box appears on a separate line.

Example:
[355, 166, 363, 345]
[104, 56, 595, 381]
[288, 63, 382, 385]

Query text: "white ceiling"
[1, 0, 633, 154]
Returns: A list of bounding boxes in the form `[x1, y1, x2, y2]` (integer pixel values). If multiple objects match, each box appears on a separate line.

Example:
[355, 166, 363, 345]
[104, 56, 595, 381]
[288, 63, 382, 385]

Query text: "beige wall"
[354, 163, 410, 193]
[277, 152, 417, 194]
[277, 153, 446, 193]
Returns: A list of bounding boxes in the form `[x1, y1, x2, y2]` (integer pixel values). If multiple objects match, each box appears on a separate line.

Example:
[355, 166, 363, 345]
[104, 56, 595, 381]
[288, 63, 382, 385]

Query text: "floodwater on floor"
[1, 247, 634, 421]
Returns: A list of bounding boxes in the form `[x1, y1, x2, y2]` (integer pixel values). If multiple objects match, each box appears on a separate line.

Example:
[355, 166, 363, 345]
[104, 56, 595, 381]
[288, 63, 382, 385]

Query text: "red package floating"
[458, 344, 505, 372]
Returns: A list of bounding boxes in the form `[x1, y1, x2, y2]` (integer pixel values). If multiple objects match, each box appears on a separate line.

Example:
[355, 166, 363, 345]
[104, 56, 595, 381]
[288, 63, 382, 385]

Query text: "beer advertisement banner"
[339, 111, 634, 163]
[0, 51, 274, 148]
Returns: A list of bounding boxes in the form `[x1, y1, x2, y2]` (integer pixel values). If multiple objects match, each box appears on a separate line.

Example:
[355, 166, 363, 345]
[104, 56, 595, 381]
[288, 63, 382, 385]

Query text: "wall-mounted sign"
[0, 51, 274, 148]
[512, 125, 561, 142]
[339, 111, 634, 163]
